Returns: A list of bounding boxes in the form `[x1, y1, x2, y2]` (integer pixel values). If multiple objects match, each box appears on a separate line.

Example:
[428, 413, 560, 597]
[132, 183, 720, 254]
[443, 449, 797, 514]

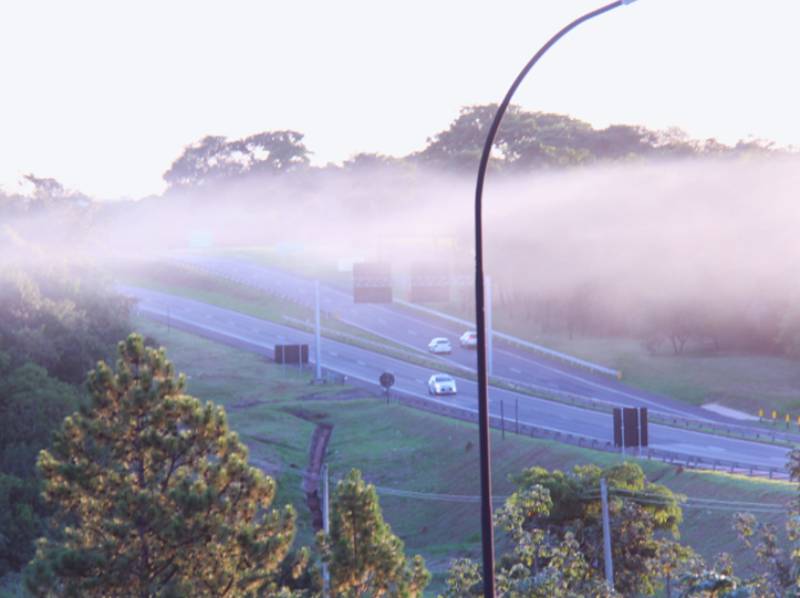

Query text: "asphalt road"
[123, 285, 791, 471]
[173, 255, 740, 424]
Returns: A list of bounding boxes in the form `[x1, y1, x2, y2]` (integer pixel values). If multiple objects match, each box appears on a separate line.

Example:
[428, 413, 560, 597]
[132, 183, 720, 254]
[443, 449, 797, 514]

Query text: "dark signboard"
[639, 407, 648, 447]
[613, 407, 649, 448]
[275, 344, 309, 364]
[353, 262, 392, 303]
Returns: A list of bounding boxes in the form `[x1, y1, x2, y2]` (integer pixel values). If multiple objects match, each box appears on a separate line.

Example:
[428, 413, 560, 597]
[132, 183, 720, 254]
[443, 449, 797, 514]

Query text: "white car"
[428, 374, 457, 396]
[459, 330, 478, 349]
[427, 337, 452, 354]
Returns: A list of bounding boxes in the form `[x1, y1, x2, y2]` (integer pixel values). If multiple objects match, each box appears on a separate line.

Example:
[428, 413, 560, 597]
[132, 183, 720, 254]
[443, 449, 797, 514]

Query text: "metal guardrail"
[393, 299, 622, 379]
[493, 379, 798, 449]
[389, 391, 788, 481]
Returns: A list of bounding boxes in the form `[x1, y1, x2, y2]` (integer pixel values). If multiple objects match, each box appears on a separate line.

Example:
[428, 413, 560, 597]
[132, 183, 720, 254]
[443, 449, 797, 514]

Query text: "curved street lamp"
[473, 1, 639, 595]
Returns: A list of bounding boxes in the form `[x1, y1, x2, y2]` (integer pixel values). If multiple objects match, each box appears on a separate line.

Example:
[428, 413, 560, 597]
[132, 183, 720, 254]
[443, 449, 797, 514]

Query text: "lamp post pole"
[473, 2, 638, 595]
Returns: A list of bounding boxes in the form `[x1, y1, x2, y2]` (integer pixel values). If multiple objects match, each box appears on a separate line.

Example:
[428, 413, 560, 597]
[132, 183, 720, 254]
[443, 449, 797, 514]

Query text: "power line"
[267, 465, 791, 513]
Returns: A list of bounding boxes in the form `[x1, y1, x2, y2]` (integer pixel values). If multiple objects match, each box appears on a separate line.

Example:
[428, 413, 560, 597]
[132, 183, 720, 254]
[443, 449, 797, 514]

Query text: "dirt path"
[304, 423, 333, 532]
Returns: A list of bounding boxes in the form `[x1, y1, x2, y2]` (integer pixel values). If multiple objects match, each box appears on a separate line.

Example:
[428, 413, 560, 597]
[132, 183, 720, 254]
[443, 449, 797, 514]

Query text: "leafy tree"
[456, 462, 686, 597]
[532, 463, 683, 595]
[684, 449, 800, 597]
[0, 473, 43, 577]
[341, 153, 403, 171]
[21, 174, 91, 208]
[0, 266, 131, 385]
[413, 104, 709, 173]
[0, 355, 81, 576]
[414, 104, 592, 172]
[25, 334, 298, 597]
[441, 485, 616, 597]
[319, 469, 430, 597]
[0, 356, 81, 478]
[678, 571, 749, 598]
[163, 131, 310, 188]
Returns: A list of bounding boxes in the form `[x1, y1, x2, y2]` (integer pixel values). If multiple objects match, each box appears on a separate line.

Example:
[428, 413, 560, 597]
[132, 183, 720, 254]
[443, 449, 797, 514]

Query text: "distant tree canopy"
[412, 104, 777, 172]
[0, 265, 132, 385]
[163, 130, 311, 189]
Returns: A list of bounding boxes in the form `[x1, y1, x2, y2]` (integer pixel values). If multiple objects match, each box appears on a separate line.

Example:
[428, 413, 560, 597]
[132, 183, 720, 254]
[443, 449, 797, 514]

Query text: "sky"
[2, 0, 800, 200]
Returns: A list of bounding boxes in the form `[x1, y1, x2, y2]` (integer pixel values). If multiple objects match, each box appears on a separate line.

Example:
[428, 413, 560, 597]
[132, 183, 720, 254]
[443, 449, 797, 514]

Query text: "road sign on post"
[613, 407, 648, 451]
[353, 262, 392, 303]
[379, 372, 395, 391]
[274, 344, 309, 365]
[379, 372, 395, 404]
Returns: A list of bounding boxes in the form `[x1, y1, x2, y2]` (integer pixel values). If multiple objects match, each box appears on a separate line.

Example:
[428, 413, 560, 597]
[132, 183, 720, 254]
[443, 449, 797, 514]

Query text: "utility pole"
[315, 280, 322, 381]
[486, 275, 493, 376]
[500, 400, 505, 440]
[620, 412, 626, 458]
[322, 464, 330, 597]
[600, 478, 614, 592]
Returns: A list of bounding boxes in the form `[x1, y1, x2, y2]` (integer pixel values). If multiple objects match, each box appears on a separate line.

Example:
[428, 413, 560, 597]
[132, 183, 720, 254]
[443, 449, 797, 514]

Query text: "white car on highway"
[428, 373, 457, 396]
[459, 330, 478, 349]
[427, 337, 452, 354]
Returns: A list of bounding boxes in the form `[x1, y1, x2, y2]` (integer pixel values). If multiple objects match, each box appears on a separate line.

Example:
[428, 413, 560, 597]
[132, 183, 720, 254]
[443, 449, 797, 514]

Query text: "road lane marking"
[510, 367, 522, 374]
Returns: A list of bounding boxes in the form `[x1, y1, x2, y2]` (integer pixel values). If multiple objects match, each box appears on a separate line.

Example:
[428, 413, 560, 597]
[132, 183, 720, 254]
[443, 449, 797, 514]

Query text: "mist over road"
[123, 285, 792, 472]
[173, 255, 744, 423]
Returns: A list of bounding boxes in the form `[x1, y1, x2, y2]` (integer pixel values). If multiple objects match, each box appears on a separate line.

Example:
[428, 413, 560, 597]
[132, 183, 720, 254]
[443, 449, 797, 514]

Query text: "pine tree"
[25, 334, 297, 597]
[320, 469, 429, 597]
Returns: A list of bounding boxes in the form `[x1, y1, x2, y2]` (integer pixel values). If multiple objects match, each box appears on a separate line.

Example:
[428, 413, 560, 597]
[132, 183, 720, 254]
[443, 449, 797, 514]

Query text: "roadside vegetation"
[0, 263, 132, 594]
[2, 276, 798, 595]
[128, 318, 799, 595]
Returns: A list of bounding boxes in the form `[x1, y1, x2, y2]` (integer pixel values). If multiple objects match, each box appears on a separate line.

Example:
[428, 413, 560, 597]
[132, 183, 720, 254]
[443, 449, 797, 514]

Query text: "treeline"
[0, 263, 131, 579]
[1, 104, 782, 209]
[157, 105, 780, 191]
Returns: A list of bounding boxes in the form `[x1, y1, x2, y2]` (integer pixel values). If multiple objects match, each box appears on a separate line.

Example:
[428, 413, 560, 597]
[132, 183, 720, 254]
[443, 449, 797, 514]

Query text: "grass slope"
[133, 316, 798, 595]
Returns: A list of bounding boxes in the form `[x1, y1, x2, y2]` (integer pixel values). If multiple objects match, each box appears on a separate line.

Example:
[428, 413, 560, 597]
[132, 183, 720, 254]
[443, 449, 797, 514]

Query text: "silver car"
[427, 337, 452, 354]
[459, 330, 478, 349]
[428, 373, 457, 396]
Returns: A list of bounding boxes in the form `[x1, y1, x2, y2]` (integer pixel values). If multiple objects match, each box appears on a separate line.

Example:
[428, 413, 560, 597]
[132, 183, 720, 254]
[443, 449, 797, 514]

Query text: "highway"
[174, 255, 740, 424]
[123, 285, 792, 471]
